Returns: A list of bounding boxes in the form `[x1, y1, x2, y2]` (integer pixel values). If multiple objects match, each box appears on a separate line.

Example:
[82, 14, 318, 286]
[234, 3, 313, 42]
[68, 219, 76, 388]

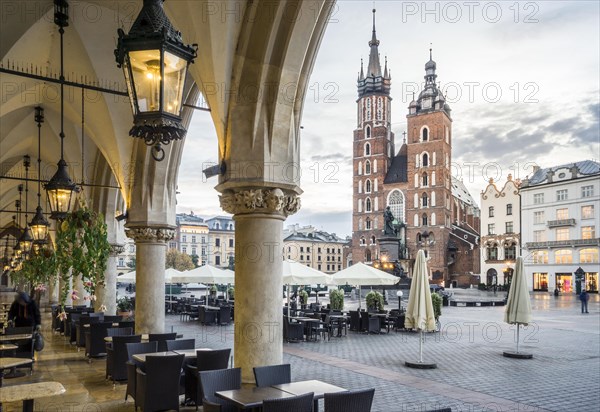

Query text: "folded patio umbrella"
[172, 264, 234, 285]
[404, 250, 437, 368]
[117, 268, 184, 284]
[503, 257, 533, 358]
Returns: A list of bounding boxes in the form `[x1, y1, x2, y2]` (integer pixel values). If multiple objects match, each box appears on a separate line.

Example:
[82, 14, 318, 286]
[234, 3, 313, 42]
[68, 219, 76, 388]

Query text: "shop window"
[533, 273, 548, 291]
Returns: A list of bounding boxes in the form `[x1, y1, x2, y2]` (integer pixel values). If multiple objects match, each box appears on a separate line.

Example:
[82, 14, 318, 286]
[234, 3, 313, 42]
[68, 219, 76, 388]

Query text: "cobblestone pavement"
[2, 292, 597, 411]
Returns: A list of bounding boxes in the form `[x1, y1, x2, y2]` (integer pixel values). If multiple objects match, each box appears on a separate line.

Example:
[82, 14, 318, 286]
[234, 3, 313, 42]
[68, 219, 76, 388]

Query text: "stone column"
[126, 227, 174, 334]
[95, 244, 123, 315]
[220, 188, 300, 383]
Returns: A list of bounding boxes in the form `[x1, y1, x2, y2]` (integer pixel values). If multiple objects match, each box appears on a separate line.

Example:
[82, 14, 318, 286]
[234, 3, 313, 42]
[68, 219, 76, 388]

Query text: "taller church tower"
[351, 9, 394, 264]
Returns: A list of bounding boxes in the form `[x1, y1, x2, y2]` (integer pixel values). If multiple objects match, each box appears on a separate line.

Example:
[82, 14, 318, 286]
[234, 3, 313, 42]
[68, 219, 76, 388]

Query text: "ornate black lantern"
[115, 0, 197, 161]
[45, 1, 78, 220]
[30, 107, 50, 241]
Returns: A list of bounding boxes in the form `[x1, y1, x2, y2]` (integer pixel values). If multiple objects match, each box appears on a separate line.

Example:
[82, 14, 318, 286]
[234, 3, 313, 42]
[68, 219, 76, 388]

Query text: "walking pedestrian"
[7, 291, 41, 330]
[580, 289, 590, 313]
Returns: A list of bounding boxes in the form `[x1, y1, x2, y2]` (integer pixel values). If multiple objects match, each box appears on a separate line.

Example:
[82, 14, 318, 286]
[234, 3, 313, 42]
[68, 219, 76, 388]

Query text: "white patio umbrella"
[331, 262, 398, 308]
[117, 268, 183, 284]
[404, 250, 437, 369]
[503, 257, 533, 358]
[173, 265, 234, 302]
[282, 260, 331, 315]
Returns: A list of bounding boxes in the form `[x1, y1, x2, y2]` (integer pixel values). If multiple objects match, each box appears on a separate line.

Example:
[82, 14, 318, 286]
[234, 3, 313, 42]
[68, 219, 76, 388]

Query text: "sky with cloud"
[176, 1, 600, 238]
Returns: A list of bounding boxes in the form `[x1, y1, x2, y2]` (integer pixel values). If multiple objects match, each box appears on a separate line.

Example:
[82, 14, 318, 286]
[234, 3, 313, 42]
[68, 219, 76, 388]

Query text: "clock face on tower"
[422, 98, 432, 109]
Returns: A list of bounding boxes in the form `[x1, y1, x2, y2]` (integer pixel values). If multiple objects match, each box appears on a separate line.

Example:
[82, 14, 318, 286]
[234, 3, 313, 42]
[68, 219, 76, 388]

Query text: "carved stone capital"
[219, 188, 301, 217]
[125, 227, 175, 243]
[109, 244, 125, 256]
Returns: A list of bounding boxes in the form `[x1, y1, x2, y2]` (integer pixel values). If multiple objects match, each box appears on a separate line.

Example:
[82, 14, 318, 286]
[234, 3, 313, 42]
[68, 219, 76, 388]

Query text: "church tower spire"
[357, 8, 390, 98]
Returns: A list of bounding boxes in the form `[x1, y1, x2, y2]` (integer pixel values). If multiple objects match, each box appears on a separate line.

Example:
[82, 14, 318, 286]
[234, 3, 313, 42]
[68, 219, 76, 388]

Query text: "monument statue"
[384, 206, 395, 236]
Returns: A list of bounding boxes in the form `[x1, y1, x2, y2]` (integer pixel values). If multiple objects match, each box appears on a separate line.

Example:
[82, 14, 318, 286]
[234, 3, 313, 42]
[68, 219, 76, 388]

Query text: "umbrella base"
[503, 351, 533, 359]
[405, 361, 437, 369]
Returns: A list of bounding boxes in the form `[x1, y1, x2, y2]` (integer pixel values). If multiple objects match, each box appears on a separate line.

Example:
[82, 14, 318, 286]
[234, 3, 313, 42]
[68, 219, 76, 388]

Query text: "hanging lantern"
[45, 159, 77, 220]
[115, 0, 197, 161]
[18, 227, 34, 254]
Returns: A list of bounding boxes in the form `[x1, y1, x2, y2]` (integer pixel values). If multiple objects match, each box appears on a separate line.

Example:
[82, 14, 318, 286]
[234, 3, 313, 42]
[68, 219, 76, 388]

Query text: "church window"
[387, 190, 405, 223]
[371, 235, 376, 245]
[422, 193, 429, 207]
[365, 142, 371, 156]
[360, 237, 366, 246]
[365, 160, 371, 175]
[365, 179, 371, 193]
[366, 219, 372, 230]
[366, 125, 371, 139]
[366, 198, 372, 212]
[422, 153, 429, 167]
[422, 173, 429, 187]
[358, 218, 363, 230]
[422, 213, 428, 226]
[422, 127, 429, 142]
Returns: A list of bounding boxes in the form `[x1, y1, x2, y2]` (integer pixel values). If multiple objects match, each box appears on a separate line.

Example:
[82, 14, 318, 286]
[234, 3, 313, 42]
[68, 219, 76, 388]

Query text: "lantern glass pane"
[122, 55, 137, 115]
[31, 224, 48, 242]
[129, 49, 162, 113]
[163, 51, 188, 115]
[47, 188, 72, 215]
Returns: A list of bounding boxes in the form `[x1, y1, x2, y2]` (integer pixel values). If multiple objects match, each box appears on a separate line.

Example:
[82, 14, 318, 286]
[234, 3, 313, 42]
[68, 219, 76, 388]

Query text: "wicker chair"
[263, 392, 314, 412]
[253, 364, 291, 387]
[218, 306, 231, 326]
[106, 335, 142, 384]
[284, 316, 304, 342]
[199, 368, 241, 412]
[3, 326, 34, 372]
[84, 321, 112, 358]
[148, 332, 177, 351]
[103, 315, 123, 323]
[360, 312, 379, 334]
[184, 348, 231, 406]
[324, 388, 375, 412]
[125, 341, 159, 407]
[118, 320, 135, 329]
[136, 354, 185, 412]
[349, 311, 360, 331]
[76, 316, 100, 349]
[165, 338, 195, 351]
[107, 327, 133, 337]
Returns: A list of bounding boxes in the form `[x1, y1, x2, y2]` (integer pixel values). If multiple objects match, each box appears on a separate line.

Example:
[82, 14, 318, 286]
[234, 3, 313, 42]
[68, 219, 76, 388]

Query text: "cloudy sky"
[177, 1, 600, 237]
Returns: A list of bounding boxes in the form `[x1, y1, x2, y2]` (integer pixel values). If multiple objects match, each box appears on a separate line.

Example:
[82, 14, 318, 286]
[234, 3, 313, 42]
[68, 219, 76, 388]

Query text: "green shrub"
[329, 289, 345, 310]
[366, 291, 384, 311]
[431, 292, 442, 319]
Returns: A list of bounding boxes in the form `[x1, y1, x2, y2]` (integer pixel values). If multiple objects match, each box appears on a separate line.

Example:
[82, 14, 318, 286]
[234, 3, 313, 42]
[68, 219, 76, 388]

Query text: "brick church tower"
[405, 49, 454, 280]
[351, 9, 394, 264]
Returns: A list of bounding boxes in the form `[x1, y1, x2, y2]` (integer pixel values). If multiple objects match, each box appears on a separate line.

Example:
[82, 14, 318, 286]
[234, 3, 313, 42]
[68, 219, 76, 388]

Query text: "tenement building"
[351, 10, 480, 286]
[284, 224, 348, 274]
[480, 176, 521, 286]
[521, 161, 600, 293]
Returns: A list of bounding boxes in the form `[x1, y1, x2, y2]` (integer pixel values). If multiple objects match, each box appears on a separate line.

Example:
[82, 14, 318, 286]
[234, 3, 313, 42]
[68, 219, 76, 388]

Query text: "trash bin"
[442, 295, 449, 306]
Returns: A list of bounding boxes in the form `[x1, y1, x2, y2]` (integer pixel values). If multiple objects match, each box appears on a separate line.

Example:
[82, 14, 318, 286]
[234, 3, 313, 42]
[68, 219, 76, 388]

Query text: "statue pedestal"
[378, 237, 401, 261]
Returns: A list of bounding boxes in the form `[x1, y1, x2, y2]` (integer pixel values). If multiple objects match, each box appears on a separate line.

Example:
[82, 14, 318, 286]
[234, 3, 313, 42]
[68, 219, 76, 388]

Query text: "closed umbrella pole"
[503, 257, 533, 359]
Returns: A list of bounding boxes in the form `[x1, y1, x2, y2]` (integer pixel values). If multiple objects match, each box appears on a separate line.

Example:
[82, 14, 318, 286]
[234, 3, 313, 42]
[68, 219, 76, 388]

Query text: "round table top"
[0, 381, 65, 402]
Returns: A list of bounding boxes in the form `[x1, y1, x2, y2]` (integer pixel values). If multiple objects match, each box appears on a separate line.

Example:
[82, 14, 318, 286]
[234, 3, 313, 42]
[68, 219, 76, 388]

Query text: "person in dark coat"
[8, 291, 41, 330]
[580, 290, 590, 314]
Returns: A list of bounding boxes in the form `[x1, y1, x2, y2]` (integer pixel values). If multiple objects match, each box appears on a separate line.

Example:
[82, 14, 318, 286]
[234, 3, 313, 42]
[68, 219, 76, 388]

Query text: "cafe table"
[132, 348, 211, 363]
[0, 334, 32, 343]
[0, 381, 64, 412]
[0, 358, 33, 387]
[272, 379, 347, 400]
[0, 344, 17, 352]
[215, 386, 296, 409]
[104, 333, 183, 343]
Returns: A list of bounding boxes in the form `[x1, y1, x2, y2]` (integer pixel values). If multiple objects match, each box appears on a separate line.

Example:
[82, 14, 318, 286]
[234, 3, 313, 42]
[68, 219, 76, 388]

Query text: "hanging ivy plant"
[54, 204, 111, 306]
[10, 248, 57, 293]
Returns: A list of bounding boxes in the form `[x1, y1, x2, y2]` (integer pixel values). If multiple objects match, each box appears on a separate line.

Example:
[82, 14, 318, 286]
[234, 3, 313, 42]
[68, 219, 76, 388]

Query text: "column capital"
[219, 187, 301, 217]
[125, 226, 175, 243]
[109, 244, 125, 256]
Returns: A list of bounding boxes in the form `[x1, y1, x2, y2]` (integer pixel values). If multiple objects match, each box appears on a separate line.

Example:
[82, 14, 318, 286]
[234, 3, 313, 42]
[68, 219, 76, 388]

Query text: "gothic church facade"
[351, 10, 480, 285]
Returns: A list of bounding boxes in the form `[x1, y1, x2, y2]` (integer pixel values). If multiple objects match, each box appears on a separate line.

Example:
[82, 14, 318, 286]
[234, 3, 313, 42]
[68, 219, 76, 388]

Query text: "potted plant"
[117, 297, 133, 317]
[431, 292, 442, 331]
[366, 291, 384, 311]
[329, 288, 345, 311]
[227, 287, 235, 300]
[299, 289, 309, 309]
